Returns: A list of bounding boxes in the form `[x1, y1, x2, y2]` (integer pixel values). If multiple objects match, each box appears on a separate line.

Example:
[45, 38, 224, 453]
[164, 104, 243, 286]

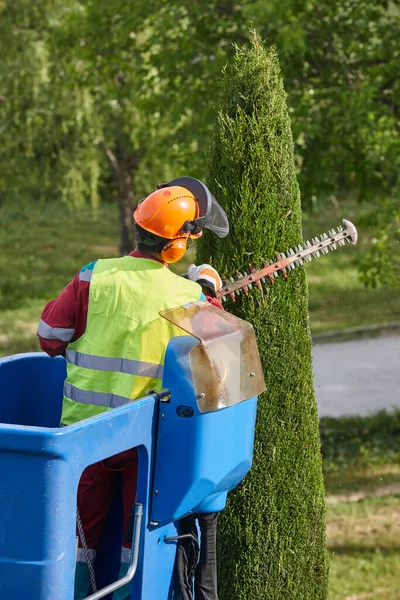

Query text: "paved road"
[312, 334, 400, 417]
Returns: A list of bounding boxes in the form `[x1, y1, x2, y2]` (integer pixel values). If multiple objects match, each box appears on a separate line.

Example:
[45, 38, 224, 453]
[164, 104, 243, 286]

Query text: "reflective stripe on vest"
[64, 382, 131, 409]
[78, 261, 97, 282]
[79, 269, 93, 282]
[66, 349, 164, 380]
[38, 319, 75, 342]
[61, 256, 203, 425]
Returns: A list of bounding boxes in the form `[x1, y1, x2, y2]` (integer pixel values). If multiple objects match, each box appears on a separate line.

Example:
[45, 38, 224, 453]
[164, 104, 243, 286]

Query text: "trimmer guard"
[160, 302, 265, 412]
[150, 303, 265, 524]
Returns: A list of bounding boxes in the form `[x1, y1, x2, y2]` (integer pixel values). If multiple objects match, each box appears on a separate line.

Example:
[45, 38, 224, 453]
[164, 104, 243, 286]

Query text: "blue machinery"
[0, 303, 265, 599]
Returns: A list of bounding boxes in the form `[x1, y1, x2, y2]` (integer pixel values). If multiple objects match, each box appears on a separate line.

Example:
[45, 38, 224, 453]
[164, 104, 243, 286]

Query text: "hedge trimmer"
[217, 219, 358, 302]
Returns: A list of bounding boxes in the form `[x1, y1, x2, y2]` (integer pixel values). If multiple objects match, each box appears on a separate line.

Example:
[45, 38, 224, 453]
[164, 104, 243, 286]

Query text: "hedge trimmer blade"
[217, 219, 358, 302]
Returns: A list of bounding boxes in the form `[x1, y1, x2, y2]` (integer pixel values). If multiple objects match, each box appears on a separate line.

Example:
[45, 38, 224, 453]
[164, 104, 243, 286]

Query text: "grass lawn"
[327, 493, 400, 600]
[323, 410, 400, 599]
[1, 197, 398, 357]
[324, 464, 400, 498]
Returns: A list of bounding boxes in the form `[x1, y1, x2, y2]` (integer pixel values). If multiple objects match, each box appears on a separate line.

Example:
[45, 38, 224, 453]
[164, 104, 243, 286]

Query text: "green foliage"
[1, 0, 399, 254]
[0, 1, 248, 251]
[2, 1, 399, 211]
[245, 0, 400, 207]
[359, 200, 400, 288]
[0, 0, 104, 205]
[320, 410, 400, 470]
[198, 35, 329, 599]
[0, 1, 242, 201]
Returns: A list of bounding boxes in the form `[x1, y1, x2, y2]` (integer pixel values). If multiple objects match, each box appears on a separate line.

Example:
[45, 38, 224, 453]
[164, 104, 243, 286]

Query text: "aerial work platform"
[0, 303, 264, 599]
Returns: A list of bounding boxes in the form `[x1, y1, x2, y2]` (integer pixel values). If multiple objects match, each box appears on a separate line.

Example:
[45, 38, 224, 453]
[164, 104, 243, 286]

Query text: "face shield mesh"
[195, 194, 229, 238]
[165, 177, 229, 238]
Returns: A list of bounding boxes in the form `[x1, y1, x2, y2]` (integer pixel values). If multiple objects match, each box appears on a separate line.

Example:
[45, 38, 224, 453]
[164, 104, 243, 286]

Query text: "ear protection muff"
[135, 225, 191, 264]
[160, 237, 188, 263]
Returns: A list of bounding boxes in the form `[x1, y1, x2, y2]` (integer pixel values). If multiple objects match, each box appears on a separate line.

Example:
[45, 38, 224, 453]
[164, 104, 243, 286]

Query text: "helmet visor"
[166, 177, 229, 238]
[195, 193, 229, 238]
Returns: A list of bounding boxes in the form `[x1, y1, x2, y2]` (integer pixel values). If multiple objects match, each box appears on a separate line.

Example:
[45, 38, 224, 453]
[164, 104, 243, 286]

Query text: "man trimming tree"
[37, 177, 227, 600]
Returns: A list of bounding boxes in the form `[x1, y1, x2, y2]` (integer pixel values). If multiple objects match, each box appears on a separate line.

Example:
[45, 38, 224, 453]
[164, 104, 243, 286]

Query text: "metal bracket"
[82, 503, 143, 600]
[147, 389, 171, 403]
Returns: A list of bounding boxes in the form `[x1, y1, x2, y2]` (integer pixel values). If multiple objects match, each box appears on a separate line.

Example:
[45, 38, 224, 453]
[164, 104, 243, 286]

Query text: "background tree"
[0, 0, 64, 203]
[197, 34, 329, 599]
[0, 0, 245, 253]
[1, 0, 399, 259]
[359, 199, 400, 288]
[245, 0, 400, 208]
[0, 0, 169, 253]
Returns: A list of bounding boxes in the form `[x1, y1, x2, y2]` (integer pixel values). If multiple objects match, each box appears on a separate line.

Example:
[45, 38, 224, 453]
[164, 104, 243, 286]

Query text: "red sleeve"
[37, 272, 90, 357]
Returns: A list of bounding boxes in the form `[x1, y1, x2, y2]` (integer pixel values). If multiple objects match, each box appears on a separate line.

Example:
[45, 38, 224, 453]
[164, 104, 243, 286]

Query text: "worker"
[37, 177, 228, 600]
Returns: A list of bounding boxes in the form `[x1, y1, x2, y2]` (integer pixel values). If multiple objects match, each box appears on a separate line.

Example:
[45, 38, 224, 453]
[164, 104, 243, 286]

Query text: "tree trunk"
[198, 34, 329, 600]
[104, 145, 137, 256]
[117, 168, 135, 256]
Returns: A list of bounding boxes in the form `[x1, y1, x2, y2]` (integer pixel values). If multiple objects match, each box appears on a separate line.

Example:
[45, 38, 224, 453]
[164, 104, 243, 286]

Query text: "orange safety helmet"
[134, 177, 229, 263]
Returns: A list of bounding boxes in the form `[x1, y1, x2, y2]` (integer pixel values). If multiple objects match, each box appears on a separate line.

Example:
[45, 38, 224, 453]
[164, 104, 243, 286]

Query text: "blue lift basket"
[0, 302, 265, 600]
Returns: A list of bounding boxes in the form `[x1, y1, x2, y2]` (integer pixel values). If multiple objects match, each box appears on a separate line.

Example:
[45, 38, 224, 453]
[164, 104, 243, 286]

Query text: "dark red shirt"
[38, 251, 223, 357]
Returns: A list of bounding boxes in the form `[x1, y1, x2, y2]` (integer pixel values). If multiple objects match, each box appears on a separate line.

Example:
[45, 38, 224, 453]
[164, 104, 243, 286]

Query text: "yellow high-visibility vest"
[61, 256, 203, 425]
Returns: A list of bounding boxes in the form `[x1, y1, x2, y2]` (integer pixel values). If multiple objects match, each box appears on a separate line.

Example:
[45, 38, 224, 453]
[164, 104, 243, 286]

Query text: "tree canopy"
[1, 0, 399, 256]
[245, 0, 400, 207]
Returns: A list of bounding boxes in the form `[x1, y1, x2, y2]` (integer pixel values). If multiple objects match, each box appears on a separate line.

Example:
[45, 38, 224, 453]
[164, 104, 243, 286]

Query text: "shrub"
[198, 33, 329, 599]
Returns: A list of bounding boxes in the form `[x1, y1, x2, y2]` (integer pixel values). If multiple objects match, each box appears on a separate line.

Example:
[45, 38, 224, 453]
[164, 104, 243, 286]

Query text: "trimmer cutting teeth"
[218, 219, 358, 302]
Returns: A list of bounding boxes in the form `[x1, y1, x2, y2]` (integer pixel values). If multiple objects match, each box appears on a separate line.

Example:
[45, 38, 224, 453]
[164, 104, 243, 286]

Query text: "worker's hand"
[187, 264, 222, 297]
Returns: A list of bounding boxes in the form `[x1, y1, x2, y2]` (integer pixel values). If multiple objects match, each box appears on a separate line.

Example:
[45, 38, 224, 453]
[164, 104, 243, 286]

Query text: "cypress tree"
[197, 33, 329, 599]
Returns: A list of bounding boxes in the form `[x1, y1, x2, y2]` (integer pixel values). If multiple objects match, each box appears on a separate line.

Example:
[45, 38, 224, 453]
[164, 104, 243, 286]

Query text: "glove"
[187, 264, 222, 297]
